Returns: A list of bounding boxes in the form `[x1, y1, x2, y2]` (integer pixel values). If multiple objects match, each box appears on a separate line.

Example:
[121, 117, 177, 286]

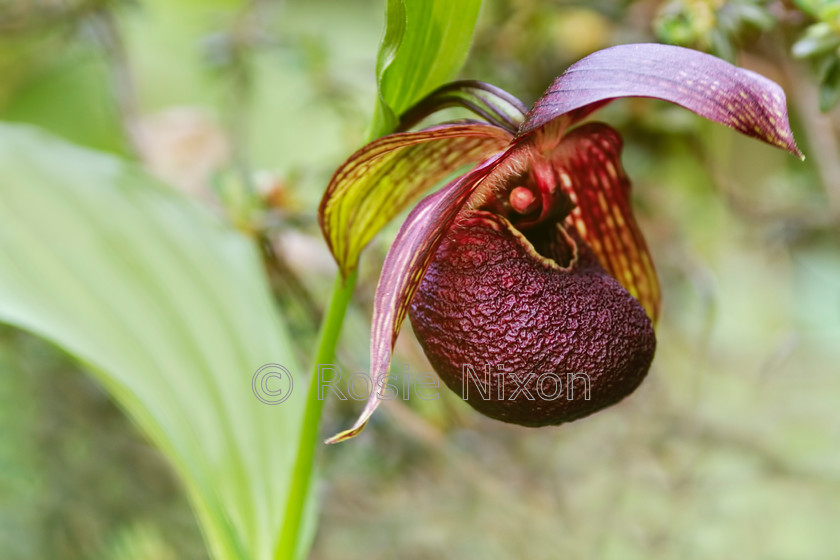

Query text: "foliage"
[792, 0, 840, 110]
[654, 0, 775, 61]
[0, 123, 304, 559]
[370, 0, 481, 137]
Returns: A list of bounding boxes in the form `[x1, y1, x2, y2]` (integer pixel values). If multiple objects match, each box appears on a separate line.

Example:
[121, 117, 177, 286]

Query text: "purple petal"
[325, 150, 517, 443]
[519, 43, 803, 158]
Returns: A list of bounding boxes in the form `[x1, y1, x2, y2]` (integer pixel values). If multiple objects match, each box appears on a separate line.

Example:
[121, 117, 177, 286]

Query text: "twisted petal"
[519, 43, 803, 159]
[553, 123, 660, 320]
[319, 123, 511, 276]
[396, 80, 529, 133]
[325, 150, 516, 443]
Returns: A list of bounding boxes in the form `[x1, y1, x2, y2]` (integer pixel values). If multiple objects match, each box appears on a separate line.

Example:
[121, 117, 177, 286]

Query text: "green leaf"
[369, 0, 482, 138]
[792, 23, 840, 58]
[818, 56, 840, 111]
[794, 0, 821, 18]
[0, 123, 305, 560]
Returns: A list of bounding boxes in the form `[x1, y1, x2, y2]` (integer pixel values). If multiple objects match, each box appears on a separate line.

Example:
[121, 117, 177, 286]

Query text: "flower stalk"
[275, 270, 357, 559]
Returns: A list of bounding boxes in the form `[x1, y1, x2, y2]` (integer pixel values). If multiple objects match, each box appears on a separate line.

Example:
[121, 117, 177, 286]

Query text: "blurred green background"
[1, 0, 839, 558]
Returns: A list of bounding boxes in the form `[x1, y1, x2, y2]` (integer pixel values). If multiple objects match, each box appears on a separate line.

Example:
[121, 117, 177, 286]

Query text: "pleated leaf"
[0, 124, 305, 560]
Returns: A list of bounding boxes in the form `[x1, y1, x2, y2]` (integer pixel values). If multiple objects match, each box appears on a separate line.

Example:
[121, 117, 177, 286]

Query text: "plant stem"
[276, 75, 392, 559]
[275, 269, 357, 560]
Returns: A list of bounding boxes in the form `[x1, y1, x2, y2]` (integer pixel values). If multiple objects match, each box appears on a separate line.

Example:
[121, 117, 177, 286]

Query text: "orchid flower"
[319, 44, 802, 443]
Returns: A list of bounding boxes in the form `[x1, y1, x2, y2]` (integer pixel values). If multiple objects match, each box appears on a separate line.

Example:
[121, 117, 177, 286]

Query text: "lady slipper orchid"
[319, 44, 802, 443]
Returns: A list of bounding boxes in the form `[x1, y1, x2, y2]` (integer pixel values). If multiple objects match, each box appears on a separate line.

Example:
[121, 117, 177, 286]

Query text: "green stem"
[275, 86, 390, 560]
[275, 269, 357, 560]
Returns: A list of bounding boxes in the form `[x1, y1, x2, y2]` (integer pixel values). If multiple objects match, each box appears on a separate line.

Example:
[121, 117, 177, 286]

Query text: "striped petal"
[552, 122, 660, 321]
[519, 43, 803, 159]
[396, 80, 529, 133]
[325, 150, 517, 443]
[319, 122, 511, 277]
